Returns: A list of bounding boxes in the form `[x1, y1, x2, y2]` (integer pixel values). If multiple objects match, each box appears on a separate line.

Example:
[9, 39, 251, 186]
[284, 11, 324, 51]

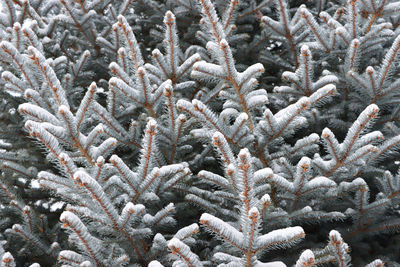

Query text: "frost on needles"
[0, 0, 399, 266]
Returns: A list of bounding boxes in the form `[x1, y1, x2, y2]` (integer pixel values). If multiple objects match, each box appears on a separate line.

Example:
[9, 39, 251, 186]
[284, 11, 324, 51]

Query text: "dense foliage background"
[0, 0, 399, 266]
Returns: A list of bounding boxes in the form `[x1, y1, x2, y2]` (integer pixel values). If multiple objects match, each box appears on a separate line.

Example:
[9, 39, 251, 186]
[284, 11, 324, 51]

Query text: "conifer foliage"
[0, 0, 399, 266]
